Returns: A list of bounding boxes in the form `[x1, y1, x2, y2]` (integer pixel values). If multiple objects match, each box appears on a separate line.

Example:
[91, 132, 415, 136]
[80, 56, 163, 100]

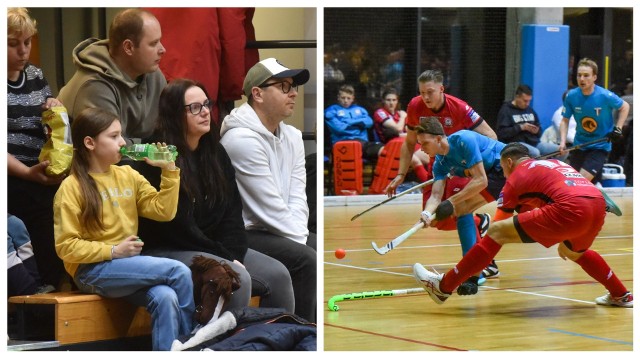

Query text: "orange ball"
[335, 248, 346, 259]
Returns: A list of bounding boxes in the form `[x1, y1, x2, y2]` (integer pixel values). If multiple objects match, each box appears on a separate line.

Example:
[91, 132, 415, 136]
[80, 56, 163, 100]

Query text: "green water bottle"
[119, 143, 178, 161]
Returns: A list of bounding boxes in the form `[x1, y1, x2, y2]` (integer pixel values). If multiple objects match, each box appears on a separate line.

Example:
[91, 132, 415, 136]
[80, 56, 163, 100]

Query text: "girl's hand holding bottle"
[144, 142, 177, 171]
[120, 142, 178, 170]
[112, 235, 144, 259]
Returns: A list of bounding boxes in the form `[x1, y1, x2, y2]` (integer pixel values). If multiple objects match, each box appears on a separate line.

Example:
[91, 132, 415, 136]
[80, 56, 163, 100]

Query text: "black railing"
[246, 40, 316, 49]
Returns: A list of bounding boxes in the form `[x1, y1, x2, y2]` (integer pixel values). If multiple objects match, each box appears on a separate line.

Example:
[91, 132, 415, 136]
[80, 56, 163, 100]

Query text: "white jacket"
[220, 103, 309, 244]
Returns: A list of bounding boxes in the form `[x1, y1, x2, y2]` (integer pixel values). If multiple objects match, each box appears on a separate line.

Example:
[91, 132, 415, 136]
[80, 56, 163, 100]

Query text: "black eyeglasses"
[258, 81, 298, 94]
[184, 99, 214, 115]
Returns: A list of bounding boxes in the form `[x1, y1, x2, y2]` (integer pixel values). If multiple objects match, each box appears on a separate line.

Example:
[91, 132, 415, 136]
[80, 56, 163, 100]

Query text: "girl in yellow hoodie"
[53, 108, 194, 350]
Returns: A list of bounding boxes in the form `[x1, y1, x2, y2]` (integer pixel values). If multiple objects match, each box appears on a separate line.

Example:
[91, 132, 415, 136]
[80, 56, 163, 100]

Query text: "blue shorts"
[568, 149, 609, 182]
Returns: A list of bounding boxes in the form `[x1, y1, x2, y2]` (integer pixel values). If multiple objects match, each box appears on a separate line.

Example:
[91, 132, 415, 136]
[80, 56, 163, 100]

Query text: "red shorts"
[514, 196, 606, 252]
[422, 176, 472, 231]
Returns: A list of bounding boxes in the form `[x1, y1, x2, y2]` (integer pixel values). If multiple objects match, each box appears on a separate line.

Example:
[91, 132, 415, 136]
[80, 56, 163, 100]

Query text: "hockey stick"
[351, 178, 436, 221]
[328, 287, 425, 311]
[371, 219, 428, 255]
[535, 137, 610, 160]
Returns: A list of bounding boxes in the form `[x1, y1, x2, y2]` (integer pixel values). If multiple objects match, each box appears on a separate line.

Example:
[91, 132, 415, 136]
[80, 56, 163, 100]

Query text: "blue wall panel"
[520, 24, 570, 130]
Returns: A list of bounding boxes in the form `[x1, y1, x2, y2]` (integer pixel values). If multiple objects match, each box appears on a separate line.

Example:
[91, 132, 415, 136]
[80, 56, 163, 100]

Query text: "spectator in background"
[550, 90, 577, 146]
[7, 7, 66, 289]
[373, 87, 429, 179]
[324, 52, 345, 84]
[324, 51, 345, 111]
[8, 214, 55, 297]
[381, 48, 404, 95]
[373, 87, 407, 143]
[137, 79, 295, 314]
[497, 84, 559, 158]
[612, 49, 632, 96]
[57, 8, 166, 144]
[146, 7, 259, 120]
[325, 84, 384, 161]
[220, 58, 316, 323]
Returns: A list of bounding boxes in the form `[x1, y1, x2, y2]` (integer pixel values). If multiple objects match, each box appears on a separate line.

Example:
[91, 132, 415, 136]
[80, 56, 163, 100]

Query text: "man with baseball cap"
[220, 58, 316, 323]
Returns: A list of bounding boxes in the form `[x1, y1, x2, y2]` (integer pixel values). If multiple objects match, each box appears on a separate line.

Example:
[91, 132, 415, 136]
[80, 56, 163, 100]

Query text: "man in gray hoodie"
[57, 8, 166, 144]
[220, 58, 316, 323]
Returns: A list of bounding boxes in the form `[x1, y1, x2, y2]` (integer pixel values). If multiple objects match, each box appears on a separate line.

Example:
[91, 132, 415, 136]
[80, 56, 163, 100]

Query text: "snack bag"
[39, 106, 73, 176]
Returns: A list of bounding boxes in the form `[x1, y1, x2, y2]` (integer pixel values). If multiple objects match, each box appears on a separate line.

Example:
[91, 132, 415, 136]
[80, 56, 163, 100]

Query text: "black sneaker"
[476, 213, 491, 238]
[457, 276, 480, 295]
[35, 284, 56, 294]
[482, 260, 500, 279]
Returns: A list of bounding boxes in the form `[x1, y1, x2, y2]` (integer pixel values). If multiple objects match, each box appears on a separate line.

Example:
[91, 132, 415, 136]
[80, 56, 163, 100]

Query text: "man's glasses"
[258, 81, 298, 94]
[184, 99, 214, 115]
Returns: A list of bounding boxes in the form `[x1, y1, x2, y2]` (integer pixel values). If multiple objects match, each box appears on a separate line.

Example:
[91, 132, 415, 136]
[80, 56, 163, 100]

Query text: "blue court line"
[547, 328, 633, 346]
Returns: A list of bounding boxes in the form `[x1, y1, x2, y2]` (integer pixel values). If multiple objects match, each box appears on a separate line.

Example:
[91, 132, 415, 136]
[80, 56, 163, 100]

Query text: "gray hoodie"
[220, 103, 309, 244]
[57, 38, 166, 142]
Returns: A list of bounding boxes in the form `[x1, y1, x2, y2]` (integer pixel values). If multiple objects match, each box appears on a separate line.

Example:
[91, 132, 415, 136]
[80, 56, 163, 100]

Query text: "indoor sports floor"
[324, 195, 633, 351]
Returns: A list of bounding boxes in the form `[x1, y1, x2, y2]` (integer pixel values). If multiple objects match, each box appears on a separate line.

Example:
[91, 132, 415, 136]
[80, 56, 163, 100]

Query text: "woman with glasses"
[136, 78, 295, 315]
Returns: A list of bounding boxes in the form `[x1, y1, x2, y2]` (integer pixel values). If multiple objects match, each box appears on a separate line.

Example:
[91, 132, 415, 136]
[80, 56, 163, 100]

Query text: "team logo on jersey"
[496, 192, 504, 208]
[355, 109, 362, 115]
[581, 117, 598, 133]
[564, 180, 577, 187]
[338, 110, 346, 117]
[444, 117, 453, 127]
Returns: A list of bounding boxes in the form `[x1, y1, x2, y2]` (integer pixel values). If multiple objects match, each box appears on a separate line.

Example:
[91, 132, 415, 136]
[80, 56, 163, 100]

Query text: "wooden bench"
[8, 292, 261, 346]
[9, 292, 151, 345]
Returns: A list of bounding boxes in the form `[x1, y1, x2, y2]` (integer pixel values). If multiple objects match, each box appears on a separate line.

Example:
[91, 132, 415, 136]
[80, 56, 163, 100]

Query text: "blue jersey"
[562, 85, 624, 152]
[324, 104, 373, 146]
[432, 130, 506, 181]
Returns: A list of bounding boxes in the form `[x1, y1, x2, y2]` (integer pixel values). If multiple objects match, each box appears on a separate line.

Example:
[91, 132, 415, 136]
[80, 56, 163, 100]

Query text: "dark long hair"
[153, 78, 228, 206]
[70, 108, 120, 234]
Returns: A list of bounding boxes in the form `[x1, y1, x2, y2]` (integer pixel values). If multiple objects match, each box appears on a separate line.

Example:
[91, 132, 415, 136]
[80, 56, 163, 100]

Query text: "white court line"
[479, 286, 596, 305]
[323, 234, 633, 254]
[325, 252, 633, 303]
[325, 252, 632, 272]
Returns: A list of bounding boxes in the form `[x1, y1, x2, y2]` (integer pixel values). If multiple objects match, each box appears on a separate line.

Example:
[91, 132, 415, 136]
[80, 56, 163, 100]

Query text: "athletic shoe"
[595, 291, 633, 308]
[35, 284, 56, 295]
[477, 276, 486, 286]
[457, 276, 479, 296]
[412, 263, 450, 304]
[599, 188, 623, 216]
[482, 260, 500, 279]
[476, 213, 491, 238]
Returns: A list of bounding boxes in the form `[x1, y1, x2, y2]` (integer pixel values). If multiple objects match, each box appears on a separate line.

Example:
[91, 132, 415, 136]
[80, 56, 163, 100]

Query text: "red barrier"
[368, 137, 403, 194]
[333, 141, 363, 195]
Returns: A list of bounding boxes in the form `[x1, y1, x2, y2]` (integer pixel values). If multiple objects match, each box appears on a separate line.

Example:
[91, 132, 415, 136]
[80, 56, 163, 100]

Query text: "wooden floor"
[323, 197, 633, 351]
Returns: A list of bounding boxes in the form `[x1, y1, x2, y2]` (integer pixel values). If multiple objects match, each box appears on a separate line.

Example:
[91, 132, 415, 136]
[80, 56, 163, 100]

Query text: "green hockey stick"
[328, 287, 424, 311]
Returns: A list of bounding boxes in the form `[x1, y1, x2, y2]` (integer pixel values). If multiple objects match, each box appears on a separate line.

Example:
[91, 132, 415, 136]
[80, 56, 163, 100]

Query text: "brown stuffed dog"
[190, 255, 241, 325]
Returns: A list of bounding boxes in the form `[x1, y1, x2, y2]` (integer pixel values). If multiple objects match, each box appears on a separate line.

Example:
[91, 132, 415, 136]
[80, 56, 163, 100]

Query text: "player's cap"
[243, 58, 310, 97]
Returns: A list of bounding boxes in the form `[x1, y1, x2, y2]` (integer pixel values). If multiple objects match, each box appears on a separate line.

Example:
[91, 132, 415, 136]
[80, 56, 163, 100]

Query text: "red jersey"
[406, 94, 483, 135]
[498, 158, 601, 213]
[373, 107, 402, 143]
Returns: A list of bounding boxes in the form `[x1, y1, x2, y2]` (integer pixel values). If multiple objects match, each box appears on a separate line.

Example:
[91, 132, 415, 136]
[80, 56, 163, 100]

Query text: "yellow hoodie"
[53, 164, 179, 277]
